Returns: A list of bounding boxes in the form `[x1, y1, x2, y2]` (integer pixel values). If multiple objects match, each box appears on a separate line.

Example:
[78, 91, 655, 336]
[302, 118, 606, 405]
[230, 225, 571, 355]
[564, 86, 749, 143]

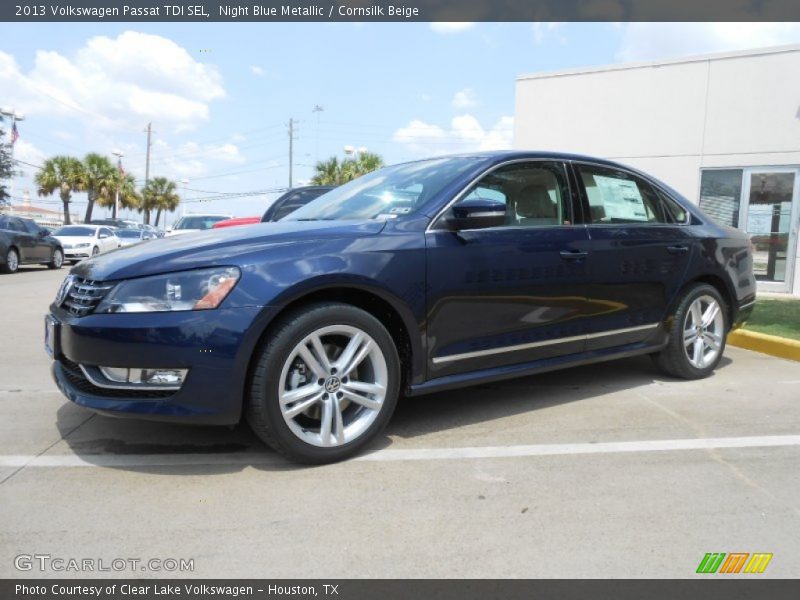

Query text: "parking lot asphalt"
[1, 266, 799, 578]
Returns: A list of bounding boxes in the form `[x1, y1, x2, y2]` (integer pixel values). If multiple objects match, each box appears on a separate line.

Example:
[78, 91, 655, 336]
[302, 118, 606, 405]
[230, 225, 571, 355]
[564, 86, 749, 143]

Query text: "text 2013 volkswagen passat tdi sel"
[46, 152, 756, 463]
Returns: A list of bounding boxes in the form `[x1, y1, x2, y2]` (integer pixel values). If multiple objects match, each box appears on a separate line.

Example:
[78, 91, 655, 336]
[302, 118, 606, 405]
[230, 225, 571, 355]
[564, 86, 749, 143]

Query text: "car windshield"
[117, 230, 142, 238]
[54, 226, 95, 237]
[284, 157, 483, 221]
[173, 216, 229, 230]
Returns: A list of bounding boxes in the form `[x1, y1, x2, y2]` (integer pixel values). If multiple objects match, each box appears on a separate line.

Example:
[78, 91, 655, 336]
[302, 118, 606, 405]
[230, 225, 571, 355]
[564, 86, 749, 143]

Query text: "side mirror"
[447, 199, 506, 230]
[99, 233, 108, 239]
[38, 230, 48, 238]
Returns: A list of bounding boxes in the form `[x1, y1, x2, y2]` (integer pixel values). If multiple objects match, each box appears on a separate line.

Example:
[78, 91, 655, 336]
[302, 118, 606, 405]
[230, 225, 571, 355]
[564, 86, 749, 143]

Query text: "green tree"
[80, 153, 117, 223]
[311, 152, 385, 186]
[0, 116, 14, 208]
[35, 156, 84, 225]
[96, 172, 141, 217]
[141, 177, 180, 227]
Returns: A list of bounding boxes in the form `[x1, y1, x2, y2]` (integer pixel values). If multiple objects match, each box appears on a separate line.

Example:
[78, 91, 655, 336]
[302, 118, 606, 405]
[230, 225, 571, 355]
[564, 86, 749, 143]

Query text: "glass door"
[741, 169, 799, 292]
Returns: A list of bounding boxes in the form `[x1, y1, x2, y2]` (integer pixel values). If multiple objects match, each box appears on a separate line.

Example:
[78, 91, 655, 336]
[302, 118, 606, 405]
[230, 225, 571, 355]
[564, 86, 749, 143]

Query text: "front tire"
[652, 283, 728, 380]
[247, 302, 401, 464]
[91, 246, 99, 256]
[1, 248, 19, 274]
[48, 248, 64, 269]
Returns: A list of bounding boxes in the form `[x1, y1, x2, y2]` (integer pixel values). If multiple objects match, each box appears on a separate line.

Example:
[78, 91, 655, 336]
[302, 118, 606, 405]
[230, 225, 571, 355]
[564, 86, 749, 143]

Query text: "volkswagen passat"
[46, 152, 756, 463]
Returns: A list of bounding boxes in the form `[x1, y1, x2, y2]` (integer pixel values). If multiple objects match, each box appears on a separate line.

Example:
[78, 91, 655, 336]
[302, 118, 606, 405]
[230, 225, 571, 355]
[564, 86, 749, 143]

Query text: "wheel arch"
[239, 282, 422, 409]
[678, 273, 735, 328]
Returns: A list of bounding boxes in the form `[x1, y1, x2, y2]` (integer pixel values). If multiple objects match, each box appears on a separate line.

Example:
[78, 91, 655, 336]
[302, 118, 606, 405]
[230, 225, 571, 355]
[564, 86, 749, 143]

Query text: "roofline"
[516, 43, 800, 82]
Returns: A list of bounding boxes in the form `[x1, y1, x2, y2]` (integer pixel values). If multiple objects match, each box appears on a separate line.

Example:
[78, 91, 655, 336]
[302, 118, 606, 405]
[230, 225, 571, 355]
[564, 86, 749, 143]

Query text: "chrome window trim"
[426, 158, 575, 233]
[431, 323, 660, 365]
[570, 159, 692, 227]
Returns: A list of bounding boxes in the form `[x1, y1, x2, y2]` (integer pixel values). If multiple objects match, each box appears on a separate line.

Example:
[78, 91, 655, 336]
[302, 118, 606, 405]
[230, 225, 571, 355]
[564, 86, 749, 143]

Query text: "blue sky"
[2, 22, 800, 223]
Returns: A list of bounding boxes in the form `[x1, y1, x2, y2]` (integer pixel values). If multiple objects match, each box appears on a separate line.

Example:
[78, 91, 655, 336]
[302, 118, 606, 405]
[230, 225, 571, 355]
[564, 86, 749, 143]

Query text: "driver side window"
[456, 162, 572, 228]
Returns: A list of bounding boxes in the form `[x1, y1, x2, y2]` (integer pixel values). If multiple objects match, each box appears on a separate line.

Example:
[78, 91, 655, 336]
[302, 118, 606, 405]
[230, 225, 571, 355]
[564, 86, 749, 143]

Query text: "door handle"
[667, 245, 689, 255]
[559, 250, 588, 260]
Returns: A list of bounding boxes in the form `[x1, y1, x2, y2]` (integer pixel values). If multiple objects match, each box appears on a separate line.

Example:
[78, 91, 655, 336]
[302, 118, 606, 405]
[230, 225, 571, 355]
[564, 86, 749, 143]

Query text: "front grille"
[61, 277, 114, 316]
[59, 357, 175, 399]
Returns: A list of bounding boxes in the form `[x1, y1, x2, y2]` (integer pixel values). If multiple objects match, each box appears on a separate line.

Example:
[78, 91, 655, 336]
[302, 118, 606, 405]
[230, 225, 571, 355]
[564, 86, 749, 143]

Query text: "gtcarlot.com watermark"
[14, 554, 194, 573]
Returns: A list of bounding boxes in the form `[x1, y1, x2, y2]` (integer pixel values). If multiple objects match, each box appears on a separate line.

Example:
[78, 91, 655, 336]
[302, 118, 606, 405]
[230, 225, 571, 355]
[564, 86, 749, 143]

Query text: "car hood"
[72, 219, 386, 281]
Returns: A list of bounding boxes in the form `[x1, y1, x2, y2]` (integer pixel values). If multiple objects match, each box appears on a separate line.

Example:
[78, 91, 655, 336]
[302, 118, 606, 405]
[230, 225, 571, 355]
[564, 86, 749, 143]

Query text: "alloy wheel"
[53, 249, 63, 268]
[7, 249, 19, 272]
[683, 295, 724, 369]
[278, 325, 388, 448]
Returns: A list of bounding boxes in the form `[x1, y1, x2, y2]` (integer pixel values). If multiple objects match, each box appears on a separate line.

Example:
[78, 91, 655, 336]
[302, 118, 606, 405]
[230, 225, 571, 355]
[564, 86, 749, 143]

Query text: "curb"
[728, 329, 800, 362]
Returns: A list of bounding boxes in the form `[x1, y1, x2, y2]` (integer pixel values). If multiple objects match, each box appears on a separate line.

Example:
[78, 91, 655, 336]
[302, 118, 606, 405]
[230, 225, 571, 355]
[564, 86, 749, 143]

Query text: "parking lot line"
[1, 434, 799, 469]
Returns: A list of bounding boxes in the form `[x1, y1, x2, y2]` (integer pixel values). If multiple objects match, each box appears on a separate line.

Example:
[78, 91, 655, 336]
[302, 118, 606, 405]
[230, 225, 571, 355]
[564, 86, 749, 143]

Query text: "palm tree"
[311, 156, 342, 186]
[311, 153, 384, 186]
[141, 177, 180, 227]
[96, 172, 141, 217]
[81, 153, 117, 223]
[35, 156, 84, 225]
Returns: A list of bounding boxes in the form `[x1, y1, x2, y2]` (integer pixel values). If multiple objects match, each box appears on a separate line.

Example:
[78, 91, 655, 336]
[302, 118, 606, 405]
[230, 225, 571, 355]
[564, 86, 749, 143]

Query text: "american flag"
[10, 122, 19, 146]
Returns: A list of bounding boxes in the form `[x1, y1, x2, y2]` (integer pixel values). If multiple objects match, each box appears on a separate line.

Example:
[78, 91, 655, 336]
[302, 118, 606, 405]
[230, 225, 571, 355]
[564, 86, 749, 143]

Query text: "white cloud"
[146, 139, 246, 180]
[393, 114, 513, 156]
[617, 23, 800, 62]
[532, 22, 565, 45]
[250, 65, 265, 76]
[13, 139, 47, 171]
[0, 31, 225, 133]
[429, 22, 476, 34]
[451, 88, 478, 109]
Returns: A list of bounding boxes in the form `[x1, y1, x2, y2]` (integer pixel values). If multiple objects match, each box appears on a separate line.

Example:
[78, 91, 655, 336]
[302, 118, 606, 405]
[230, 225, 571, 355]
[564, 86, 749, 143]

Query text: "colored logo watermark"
[696, 553, 773, 574]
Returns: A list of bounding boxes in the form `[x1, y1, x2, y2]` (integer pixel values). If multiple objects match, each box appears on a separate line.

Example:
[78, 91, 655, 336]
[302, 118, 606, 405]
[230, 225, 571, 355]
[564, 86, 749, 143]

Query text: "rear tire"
[652, 283, 728, 380]
[48, 248, 64, 270]
[247, 302, 401, 464]
[1, 248, 19, 274]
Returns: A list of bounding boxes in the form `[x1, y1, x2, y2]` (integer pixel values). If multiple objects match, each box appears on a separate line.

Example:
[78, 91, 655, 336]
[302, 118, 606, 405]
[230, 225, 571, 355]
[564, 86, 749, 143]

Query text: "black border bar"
[4, 580, 800, 600]
[4, 0, 800, 23]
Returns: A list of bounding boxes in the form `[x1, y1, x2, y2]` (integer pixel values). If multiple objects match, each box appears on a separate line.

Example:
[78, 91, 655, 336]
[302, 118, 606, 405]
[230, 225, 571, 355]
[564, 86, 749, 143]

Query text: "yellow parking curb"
[728, 329, 800, 362]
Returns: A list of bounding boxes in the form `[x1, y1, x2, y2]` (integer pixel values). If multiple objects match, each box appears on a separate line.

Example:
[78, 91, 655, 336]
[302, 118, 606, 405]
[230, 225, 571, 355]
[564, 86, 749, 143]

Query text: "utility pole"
[143, 122, 152, 224]
[288, 117, 294, 189]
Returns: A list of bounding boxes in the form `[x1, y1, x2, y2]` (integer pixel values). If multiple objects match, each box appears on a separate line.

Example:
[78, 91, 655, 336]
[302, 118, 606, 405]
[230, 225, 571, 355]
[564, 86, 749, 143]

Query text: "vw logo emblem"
[56, 275, 76, 306]
[324, 376, 341, 394]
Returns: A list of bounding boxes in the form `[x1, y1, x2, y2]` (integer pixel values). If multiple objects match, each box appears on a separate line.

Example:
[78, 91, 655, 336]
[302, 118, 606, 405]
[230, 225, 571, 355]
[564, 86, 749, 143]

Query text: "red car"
[212, 216, 260, 229]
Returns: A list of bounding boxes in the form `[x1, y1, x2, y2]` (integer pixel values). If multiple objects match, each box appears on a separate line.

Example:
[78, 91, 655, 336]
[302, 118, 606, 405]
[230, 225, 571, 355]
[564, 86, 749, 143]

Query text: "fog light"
[98, 366, 187, 387]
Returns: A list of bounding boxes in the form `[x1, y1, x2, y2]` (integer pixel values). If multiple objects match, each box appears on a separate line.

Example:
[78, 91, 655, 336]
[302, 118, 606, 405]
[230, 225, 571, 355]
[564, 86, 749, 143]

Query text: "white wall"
[514, 46, 800, 202]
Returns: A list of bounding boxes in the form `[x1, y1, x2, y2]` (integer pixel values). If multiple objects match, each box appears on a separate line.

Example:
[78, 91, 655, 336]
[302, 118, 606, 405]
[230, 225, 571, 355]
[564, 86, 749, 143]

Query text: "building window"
[699, 169, 743, 227]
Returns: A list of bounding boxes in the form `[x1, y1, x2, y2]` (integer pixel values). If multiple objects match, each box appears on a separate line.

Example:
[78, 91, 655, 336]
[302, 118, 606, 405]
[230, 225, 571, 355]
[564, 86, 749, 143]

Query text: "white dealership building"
[514, 44, 800, 295]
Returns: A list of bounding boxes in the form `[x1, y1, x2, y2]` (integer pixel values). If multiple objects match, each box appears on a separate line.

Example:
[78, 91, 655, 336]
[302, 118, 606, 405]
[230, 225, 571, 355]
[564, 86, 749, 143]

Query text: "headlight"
[96, 267, 240, 313]
[75, 243, 91, 248]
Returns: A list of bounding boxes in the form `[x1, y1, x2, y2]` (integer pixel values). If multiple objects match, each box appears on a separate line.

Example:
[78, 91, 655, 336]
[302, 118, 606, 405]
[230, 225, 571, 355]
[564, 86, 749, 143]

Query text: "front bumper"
[47, 304, 272, 425]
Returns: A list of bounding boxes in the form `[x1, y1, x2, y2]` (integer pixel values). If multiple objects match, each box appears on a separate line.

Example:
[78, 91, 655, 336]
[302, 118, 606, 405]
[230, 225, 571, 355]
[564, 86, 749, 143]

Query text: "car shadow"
[54, 353, 734, 475]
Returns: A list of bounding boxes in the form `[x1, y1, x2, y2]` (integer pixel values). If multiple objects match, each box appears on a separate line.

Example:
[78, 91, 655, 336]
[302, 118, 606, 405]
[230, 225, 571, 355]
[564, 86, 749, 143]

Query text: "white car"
[166, 214, 233, 237]
[52, 225, 120, 263]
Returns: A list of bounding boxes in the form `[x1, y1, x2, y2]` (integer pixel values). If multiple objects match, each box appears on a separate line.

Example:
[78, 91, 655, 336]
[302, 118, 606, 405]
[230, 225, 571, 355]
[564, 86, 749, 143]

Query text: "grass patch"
[742, 298, 800, 341]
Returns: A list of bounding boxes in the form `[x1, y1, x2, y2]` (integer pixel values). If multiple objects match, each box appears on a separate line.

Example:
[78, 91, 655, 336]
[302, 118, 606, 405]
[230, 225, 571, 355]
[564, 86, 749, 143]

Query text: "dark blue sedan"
[46, 152, 756, 463]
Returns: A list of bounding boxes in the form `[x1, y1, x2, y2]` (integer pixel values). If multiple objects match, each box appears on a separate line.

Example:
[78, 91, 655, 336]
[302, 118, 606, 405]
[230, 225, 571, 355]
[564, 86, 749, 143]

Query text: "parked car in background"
[212, 216, 261, 229]
[261, 186, 335, 222]
[88, 218, 139, 230]
[137, 223, 164, 238]
[211, 187, 337, 230]
[51, 225, 120, 263]
[166, 214, 232, 236]
[45, 152, 756, 464]
[0, 215, 64, 273]
[117, 228, 156, 248]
